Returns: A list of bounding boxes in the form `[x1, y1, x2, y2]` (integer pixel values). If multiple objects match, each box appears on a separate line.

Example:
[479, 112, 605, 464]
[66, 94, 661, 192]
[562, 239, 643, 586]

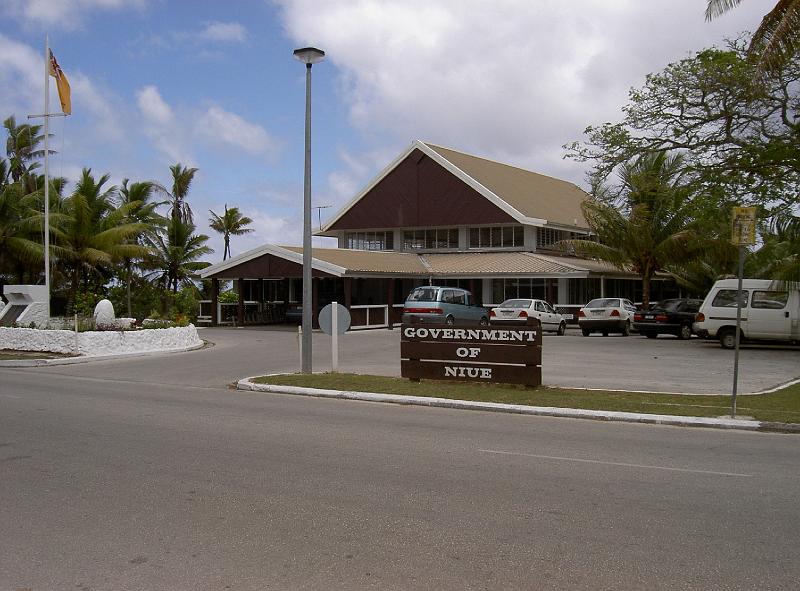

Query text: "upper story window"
[403, 228, 458, 250]
[469, 225, 523, 249]
[537, 227, 584, 249]
[346, 231, 394, 250]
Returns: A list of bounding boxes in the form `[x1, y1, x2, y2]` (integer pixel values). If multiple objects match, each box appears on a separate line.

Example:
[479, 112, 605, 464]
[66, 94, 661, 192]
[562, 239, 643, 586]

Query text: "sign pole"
[731, 243, 745, 418]
[729, 206, 756, 419]
[332, 301, 338, 373]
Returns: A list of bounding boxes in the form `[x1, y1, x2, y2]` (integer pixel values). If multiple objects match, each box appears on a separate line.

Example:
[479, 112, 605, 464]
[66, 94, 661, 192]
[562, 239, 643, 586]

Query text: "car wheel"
[557, 322, 566, 336]
[479, 316, 489, 326]
[643, 332, 657, 339]
[581, 328, 591, 337]
[445, 315, 455, 326]
[678, 324, 692, 340]
[621, 320, 630, 336]
[719, 328, 738, 349]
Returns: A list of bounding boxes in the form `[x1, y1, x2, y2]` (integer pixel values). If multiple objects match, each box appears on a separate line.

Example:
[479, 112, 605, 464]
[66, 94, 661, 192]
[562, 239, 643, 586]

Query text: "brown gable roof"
[424, 143, 589, 229]
[322, 141, 590, 235]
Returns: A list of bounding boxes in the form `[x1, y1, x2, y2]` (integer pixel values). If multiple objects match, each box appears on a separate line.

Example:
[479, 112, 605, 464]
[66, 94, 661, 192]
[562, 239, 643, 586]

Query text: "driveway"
[26, 326, 799, 395]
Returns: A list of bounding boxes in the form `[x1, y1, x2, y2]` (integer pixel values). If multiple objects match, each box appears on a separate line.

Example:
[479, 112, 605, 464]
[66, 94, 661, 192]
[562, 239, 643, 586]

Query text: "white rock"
[93, 299, 116, 326]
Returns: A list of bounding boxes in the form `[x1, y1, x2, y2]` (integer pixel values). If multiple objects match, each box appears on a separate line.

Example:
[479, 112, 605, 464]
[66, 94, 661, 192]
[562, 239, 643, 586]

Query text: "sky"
[0, 0, 766, 261]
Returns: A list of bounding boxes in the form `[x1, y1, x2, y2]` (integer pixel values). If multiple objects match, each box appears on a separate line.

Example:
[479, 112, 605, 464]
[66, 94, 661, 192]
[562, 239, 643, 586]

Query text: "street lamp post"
[293, 46, 325, 374]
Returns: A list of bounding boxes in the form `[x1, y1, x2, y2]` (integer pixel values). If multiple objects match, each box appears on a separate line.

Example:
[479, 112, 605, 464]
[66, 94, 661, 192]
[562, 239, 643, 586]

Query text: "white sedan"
[489, 299, 567, 334]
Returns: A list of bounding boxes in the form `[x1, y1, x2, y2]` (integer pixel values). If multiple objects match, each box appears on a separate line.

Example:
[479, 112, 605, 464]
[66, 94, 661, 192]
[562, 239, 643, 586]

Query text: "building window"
[402, 228, 458, 250]
[346, 231, 394, 250]
[491, 278, 547, 303]
[537, 227, 585, 249]
[469, 225, 523, 249]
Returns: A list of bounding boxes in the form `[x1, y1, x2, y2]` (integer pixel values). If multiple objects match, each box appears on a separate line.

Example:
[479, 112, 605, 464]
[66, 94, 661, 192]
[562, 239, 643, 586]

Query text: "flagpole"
[43, 35, 51, 319]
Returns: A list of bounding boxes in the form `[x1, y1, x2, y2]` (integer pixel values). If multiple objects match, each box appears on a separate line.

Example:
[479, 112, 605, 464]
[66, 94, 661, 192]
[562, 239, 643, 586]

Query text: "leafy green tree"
[706, 1, 800, 79]
[208, 204, 254, 260]
[565, 38, 800, 212]
[144, 217, 212, 315]
[563, 152, 700, 308]
[55, 169, 147, 310]
[118, 178, 167, 316]
[0, 171, 43, 282]
[169, 163, 198, 224]
[4, 116, 45, 189]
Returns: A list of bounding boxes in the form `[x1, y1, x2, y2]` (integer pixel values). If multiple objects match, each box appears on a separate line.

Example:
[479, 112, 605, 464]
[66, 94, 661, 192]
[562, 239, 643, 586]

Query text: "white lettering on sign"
[443, 365, 493, 379]
[456, 347, 481, 358]
[404, 327, 538, 342]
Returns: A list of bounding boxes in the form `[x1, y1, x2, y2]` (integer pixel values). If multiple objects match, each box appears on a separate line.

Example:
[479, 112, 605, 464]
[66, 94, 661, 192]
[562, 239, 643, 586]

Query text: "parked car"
[633, 298, 703, 340]
[577, 297, 636, 336]
[490, 298, 567, 334]
[694, 279, 800, 348]
[284, 303, 303, 323]
[402, 286, 489, 326]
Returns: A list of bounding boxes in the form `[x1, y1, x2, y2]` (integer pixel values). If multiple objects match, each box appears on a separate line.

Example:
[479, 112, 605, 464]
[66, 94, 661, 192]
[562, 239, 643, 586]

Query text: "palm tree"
[118, 179, 168, 316]
[144, 217, 212, 304]
[749, 212, 800, 285]
[208, 204, 254, 261]
[4, 116, 45, 192]
[56, 169, 147, 310]
[564, 152, 699, 308]
[0, 166, 44, 282]
[169, 163, 198, 224]
[706, 1, 800, 78]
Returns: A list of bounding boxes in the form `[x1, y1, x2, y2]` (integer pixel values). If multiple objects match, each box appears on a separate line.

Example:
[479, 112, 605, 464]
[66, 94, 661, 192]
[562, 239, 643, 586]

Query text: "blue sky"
[0, 0, 764, 261]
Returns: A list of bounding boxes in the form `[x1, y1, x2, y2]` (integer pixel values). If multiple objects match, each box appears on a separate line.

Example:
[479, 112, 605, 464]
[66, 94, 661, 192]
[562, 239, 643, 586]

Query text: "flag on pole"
[48, 49, 71, 115]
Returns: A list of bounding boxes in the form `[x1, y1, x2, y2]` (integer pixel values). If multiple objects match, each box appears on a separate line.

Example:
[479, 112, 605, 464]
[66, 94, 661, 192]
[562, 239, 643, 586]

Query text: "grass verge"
[0, 349, 75, 360]
[250, 373, 800, 424]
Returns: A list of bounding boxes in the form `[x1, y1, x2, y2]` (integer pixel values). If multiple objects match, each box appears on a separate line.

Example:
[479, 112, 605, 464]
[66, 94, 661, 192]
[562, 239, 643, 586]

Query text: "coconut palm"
[208, 204, 254, 261]
[144, 217, 212, 297]
[0, 168, 43, 281]
[563, 152, 699, 308]
[56, 169, 147, 310]
[706, 1, 800, 78]
[4, 116, 45, 192]
[169, 163, 198, 224]
[118, 179, 168, 315]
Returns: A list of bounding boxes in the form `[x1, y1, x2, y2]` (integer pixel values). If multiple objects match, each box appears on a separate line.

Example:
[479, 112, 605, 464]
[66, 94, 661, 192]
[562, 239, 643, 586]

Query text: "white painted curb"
[236, 377, 780, 432]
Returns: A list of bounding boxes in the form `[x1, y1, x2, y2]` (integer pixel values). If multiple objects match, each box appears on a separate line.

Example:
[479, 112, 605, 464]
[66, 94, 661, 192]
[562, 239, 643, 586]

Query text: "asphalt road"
[2, 349, 799, 590]
[27, 326, 800, 394]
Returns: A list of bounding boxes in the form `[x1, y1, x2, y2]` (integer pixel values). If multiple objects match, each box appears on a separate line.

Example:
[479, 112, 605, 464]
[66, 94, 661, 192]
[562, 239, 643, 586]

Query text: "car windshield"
[407, 287, 439, 302]
[499, 299, 532, 308]
[585, 298, 620, 308]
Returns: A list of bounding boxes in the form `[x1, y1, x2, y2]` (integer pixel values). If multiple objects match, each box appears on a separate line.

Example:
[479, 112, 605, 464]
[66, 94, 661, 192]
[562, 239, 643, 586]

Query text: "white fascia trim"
[321, 143, 419, 232]
[199, 243, 347, 278]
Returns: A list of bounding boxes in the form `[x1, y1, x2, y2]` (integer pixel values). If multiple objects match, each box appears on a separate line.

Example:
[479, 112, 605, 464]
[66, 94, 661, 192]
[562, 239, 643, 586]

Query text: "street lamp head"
[293, 47, 325, 65]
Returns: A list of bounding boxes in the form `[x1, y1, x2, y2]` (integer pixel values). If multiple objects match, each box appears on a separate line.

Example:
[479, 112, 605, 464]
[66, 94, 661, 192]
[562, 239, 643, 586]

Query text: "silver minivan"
[402, 286, 489, 326]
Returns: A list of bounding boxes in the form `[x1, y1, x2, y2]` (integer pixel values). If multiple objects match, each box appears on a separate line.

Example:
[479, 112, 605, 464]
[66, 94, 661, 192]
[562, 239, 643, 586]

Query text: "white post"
[74, 313, 78, 353]
[298, 324, 303, 365]
[43, 36, 51, 319]
[332, 301, 338, 373]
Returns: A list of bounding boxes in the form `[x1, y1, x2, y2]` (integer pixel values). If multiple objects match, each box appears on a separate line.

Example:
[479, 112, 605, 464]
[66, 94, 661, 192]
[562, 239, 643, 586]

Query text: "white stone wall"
[0, 325, 202, 356]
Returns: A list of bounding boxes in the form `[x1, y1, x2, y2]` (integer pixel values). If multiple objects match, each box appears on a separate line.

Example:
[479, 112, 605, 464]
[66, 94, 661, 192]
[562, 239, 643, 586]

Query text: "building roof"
[200, 244, 636, 280]
[321, 140, 590, 235]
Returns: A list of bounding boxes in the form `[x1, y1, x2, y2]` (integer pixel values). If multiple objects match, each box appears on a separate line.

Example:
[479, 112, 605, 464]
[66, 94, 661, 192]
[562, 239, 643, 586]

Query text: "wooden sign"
[401, 319, 542, 387]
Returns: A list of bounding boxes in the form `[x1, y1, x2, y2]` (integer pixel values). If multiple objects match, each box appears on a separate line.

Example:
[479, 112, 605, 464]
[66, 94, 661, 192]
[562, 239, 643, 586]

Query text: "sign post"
[318, 302, 351, 373]
[730, 206, 757, 418]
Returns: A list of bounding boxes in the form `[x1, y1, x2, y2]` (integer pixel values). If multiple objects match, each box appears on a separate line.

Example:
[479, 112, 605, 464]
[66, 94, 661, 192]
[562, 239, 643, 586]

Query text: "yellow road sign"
[732, 206, 757, 246]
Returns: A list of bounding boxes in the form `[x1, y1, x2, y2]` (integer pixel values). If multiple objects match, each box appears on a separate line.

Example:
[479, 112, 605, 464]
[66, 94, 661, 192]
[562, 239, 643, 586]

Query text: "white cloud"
[198, 105, 279, 158]
[5, 0, 147, 30]
[0, 34, 43, 117]
[198, 21, 248, 43]
[137, 85, 173, 125]
[278, 0, 767, 188]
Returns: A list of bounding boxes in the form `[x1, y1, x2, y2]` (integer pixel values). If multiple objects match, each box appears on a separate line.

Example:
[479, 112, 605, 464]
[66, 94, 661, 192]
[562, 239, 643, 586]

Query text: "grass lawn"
[0, 350, 74, 360]
[251, 373, 800, 424]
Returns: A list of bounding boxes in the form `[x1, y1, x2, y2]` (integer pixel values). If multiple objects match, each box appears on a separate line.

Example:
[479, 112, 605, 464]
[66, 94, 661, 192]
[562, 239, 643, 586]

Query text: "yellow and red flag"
[48, 49, 71, 115]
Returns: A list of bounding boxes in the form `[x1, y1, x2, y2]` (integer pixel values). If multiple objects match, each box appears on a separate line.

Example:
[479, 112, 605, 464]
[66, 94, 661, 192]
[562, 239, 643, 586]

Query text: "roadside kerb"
[0, 340, 207, 367]
[236, 376, 800, 433]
